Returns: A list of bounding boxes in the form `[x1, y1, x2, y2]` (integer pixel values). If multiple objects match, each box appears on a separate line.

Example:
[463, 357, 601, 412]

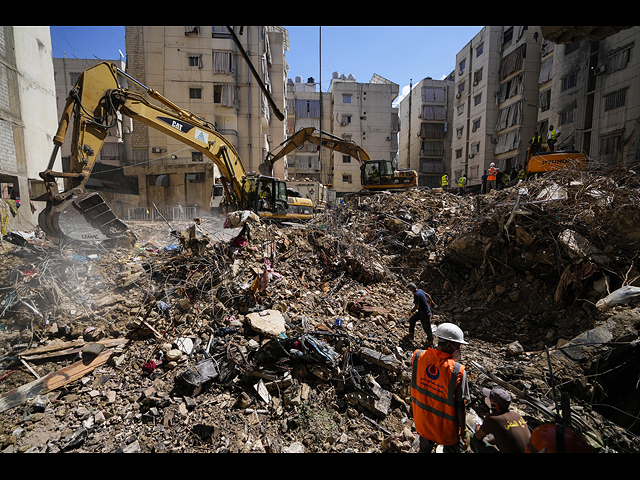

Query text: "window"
[565, 42, 581, 55]
[458, 81, 465, 95]
[188, 55, 202, 68]
[474, 93, 482, 106]
[561, 72, 577, 92]
[342, 155, 351, 163]
[470, 142, 480, 155]
[192, 152, 204, 162]
[340, 115, 352, 126]
[186, 173, 205, 183]
[190, 88, 202, 99]
[502, 27, 514, 48]
[342, 174, 352, 183]
[539, 89, 551, 112]
[476, 43, 484, 57]
[607, 44, 632, 72]
[457, 104, 464, 116]
[456, 127, 464, 139]
[422, 87, 445, 103]
[560, 108, 575, 125]
[473, 68, 483, 85]
[472, 118, 481, 132]
[455, 149, 463, 159]
[342, 94, 352, 104]
[148, 174, 170, 187]
[459, 58, 466, 73]
[604, 88, 627, 111]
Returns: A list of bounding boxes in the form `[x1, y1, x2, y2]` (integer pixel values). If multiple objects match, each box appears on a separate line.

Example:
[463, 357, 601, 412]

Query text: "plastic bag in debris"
[596, 285, 640, 311]
[224, 210, 260, 229]
[254, 334, 339, 367]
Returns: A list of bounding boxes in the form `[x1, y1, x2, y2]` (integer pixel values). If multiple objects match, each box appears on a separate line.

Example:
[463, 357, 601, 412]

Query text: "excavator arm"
[262, 127, 370, 175]
[39, 62, 280, 242]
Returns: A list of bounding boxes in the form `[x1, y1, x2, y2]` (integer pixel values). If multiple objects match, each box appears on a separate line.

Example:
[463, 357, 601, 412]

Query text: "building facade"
[123, 26, 290, 215]
[539, 26, 640, 164]
[398, 75, 454, 188]
[330, 73, 399, 195]
[284, 76, 333, 184]
[451, 26, 542, 187]
[0, 26, 60, 229]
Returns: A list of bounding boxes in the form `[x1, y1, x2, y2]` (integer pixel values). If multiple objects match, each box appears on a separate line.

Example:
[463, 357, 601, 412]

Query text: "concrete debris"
[0, 163, 640, 452]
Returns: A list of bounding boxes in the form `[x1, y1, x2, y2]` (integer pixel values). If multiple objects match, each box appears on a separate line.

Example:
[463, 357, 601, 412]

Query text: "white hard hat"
[435, 323, 468, 344]
[490, 162, 495, 167]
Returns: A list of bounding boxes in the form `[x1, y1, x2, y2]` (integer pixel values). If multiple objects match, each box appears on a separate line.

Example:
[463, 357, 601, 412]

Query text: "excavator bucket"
[38, 191, 129, 242]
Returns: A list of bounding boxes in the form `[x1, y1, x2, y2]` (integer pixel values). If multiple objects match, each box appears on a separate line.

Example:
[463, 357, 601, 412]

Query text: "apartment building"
[0, 26, 60, 229]
[398, 75, 454, 188]
[451, 26, 542, 187]
[330, 73, 399, 196]
[284, 76, 332, 184]
[539, 26, 640, 164]
[123, 26, 290, 215]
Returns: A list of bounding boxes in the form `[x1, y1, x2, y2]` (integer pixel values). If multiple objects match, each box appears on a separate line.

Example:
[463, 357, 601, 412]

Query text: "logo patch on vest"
[426, 364, 440, 380]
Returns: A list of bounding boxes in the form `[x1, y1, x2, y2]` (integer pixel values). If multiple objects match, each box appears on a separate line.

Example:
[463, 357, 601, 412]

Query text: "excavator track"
[38, 191, 128, 242]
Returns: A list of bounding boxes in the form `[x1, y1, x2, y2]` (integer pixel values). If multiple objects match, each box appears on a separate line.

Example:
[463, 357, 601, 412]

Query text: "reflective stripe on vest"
[487, 168, 496, 181]
[410, 349, 463, 444]
[458, 177, 465, 187]
[441, 175, 448, 186]
[549, 130, 558, 140]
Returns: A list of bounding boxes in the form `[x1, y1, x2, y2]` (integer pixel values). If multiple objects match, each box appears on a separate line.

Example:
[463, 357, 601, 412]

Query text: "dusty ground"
[1, 168, 640, 453]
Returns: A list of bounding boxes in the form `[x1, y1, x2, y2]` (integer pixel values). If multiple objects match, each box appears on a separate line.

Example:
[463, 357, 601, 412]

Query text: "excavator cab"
[242, 175, 291, 219]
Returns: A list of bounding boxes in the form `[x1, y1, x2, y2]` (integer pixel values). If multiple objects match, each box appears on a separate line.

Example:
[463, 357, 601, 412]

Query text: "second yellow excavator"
[38, 62, 313, 242]
[263, 127, 417, 193]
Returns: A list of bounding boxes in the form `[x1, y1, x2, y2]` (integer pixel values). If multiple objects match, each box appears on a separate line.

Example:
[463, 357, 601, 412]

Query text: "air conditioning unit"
[491, 136, 499, 144]
[456, 93, 461, 99]
[152, 147, 162, 153]
[469, 154, 474, 158]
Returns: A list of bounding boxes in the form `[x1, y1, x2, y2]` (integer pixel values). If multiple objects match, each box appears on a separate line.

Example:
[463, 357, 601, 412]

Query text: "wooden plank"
[0, 349, 113, 413]
[19, 338, 128, 361]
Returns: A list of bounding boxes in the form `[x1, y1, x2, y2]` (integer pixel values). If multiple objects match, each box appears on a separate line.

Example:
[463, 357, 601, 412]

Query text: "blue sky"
[48, 25, 483, 104]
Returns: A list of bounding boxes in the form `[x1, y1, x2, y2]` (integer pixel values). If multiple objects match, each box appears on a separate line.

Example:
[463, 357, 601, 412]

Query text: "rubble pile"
[1, 163, 640, 453]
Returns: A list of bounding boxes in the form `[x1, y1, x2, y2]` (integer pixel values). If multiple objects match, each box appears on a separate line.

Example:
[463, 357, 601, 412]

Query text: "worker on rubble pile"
[481, 170, 488, 194]
[470, 387, 531, 453]
[410, 323, 470, 453]
[457, 174, 467, 195]
[486, 163, 497, 193]
[406, 282, 434, 346]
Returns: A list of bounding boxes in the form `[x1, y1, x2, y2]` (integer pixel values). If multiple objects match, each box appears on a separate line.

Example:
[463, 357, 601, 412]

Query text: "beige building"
[330, 73, 399, 196]
[123, 26, 290, 215]
[284, 76, 332, 184]
[0, 26, 60, 229]
[398, 75, 454, 188]
[451, 26, 542, 187]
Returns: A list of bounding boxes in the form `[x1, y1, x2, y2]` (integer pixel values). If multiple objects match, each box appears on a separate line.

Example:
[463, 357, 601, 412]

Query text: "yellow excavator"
[263, 127, 417, 192]
[524, 146, 588, 178]
[38, 61, 313, 242]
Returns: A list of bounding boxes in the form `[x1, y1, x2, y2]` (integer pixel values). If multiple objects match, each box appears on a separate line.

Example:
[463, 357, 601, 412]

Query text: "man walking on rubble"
[406, 282, 434, 345]
[410, 323, 470, 453]
[470, 387, 531, 453]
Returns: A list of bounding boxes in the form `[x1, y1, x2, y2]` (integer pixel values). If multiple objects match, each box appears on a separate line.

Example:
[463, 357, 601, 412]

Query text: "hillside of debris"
[0, 163, 639, 453]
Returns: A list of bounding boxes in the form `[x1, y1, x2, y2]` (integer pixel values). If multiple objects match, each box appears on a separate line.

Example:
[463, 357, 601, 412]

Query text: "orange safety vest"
[487, 167, 497, 181]
[411, 348, 465, 445]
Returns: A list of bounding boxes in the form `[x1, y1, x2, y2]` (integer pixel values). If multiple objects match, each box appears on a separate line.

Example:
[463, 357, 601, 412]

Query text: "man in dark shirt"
[471, 387, 531, 453]
[406, 282, 434, 345]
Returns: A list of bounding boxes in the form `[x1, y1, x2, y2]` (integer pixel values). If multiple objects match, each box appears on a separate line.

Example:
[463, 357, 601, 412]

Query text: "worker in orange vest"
[486, 163, 498, 193]
[410, 323, 470, 453]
